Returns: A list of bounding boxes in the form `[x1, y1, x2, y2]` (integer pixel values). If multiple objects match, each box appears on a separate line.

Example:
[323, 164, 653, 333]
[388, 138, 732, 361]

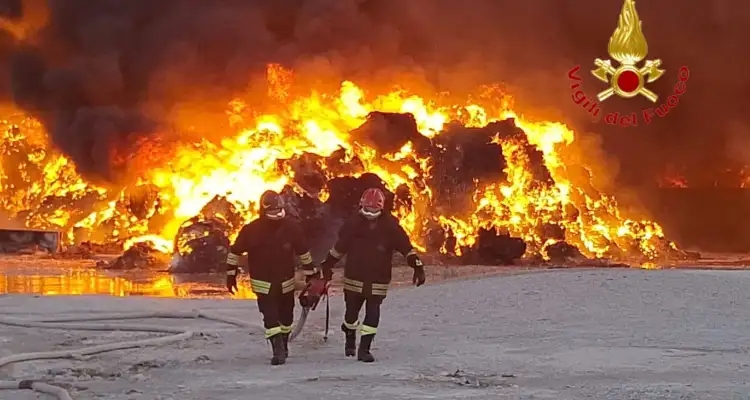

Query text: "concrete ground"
[2, 268, 750, 399]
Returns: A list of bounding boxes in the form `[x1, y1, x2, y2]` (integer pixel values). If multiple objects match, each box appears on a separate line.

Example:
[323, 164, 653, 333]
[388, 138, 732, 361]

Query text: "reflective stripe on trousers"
[265, 326, 282, 338]
[343, 320, 360, 330]
[250, 277, 296, 295]
[360, 325, 377, 335]
[343, 290, 383, 336]
[343, 278, 388, 296]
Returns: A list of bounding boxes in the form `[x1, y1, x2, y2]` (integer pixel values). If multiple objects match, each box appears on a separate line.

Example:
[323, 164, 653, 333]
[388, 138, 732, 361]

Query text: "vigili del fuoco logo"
[567, 0, 689, 126]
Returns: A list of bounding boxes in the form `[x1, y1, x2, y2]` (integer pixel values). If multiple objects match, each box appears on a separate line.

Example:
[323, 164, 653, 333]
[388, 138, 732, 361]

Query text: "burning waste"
[0, 64, 690, 271]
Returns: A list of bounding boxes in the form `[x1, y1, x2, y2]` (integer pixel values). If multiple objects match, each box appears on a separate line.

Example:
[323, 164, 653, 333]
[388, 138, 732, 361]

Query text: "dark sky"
[0, 0, 746, 189]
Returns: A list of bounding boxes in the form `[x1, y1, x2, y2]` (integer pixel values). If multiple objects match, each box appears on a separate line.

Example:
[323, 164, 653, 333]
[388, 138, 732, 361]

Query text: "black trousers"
[343, 290, 383, 336]
[256, 291, 295, 338]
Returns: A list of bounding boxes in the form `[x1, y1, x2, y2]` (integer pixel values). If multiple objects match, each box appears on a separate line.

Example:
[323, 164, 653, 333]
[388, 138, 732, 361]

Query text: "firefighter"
[319, 187, 426, 363]
[225, 190, 319, 365]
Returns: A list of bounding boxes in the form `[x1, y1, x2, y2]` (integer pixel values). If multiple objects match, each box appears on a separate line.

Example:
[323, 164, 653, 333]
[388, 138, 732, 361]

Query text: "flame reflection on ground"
[0, 268, 257, 299]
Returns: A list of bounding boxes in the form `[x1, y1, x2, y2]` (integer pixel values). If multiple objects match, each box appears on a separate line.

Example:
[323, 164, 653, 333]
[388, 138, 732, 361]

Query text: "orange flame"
[0, 64, 674, 261]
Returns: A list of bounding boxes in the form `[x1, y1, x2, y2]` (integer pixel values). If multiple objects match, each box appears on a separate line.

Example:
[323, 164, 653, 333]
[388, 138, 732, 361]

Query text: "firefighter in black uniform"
[320, 187, 426, 363]
[225, 190, 319, 365]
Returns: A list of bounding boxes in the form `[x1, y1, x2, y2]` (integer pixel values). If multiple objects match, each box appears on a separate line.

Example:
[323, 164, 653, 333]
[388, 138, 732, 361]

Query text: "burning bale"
[90, 108, 684, 271]
[350, 112, 432, 156]
[0, 74, 688, 270]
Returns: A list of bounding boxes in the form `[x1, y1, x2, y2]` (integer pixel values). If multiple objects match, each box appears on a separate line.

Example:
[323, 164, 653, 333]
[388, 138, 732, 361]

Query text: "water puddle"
[0, 261, 257, 299]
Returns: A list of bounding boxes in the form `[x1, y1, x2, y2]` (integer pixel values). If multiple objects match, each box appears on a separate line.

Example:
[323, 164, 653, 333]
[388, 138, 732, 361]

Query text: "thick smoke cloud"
[0, 0, 746, 188]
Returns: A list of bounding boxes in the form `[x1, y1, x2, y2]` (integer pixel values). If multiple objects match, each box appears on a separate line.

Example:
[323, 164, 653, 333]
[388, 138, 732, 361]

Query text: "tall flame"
[608, 0, 648, 65]
[0, 64, 675, 261]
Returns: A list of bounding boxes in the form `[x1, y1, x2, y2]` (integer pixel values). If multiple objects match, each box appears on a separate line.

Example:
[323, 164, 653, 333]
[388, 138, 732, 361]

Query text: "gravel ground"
[3, 268, 750, 399]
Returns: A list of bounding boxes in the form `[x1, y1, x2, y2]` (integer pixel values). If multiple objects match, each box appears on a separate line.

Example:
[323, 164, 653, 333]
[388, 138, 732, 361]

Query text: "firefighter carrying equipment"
[224, 216, 316, 297]
[225, 201, 316, 365]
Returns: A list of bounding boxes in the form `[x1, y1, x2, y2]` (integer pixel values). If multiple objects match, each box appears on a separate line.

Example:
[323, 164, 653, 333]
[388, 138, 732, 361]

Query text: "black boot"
[357, 334, 375, 363]
[281, 333, 290, 358]
[269, 334, 286, 365]
[341, 323, 356, 357]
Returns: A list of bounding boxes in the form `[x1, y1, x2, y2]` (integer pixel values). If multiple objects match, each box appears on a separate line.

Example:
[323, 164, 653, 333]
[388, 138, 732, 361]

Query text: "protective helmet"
[359, 187, 385, 220]
[259, 190, 285, 220]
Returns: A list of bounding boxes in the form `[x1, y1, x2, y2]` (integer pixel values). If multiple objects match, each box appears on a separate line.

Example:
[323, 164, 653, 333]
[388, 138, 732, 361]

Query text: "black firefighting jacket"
[329, 213, 416, 297]
[226, 217, 314, 295]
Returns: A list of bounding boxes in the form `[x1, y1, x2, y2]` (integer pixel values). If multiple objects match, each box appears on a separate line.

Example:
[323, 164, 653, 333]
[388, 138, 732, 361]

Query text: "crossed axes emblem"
[591, 59, 664, 103]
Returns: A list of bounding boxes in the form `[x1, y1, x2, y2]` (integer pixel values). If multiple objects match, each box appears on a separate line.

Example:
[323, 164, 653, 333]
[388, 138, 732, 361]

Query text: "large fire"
[0, 64, 674, 262]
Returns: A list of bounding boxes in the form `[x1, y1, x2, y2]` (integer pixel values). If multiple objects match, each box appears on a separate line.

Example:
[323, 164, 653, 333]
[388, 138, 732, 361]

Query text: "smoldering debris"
[471, 229, 527, 265]
[57, 241, 121, 259]
[98, 242, 171, 270]
[544, 241, 584, 263]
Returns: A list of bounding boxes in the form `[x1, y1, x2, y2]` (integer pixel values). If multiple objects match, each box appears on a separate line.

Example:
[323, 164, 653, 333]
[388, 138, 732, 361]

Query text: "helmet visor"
[265, 207, 286, 220]
[360, 207, 382, 219]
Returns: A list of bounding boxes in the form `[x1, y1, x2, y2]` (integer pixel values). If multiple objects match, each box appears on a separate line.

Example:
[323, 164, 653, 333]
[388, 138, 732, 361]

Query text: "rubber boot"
[281, 333, 290, 358]
[341, 323, 356, 357]
[269, 334, 286, 365]
[357, 334, 375, 363]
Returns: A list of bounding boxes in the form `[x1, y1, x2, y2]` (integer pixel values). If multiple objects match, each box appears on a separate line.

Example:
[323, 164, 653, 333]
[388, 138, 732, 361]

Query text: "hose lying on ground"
[0, 380, 74, 400]
[0, 308, 306, 400]
[290, 306, 310, 341]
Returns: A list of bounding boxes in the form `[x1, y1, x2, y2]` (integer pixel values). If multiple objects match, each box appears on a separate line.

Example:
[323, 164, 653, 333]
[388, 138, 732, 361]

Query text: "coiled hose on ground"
[0, 307, 314, 399]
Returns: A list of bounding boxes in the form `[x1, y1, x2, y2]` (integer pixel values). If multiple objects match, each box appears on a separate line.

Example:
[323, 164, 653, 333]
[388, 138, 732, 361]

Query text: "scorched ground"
[0, 65, 685, 268]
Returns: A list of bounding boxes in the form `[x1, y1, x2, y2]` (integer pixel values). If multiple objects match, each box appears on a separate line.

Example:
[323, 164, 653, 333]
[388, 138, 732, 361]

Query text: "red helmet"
[359, 188, 385, 219]
[260, 190, 285, 220]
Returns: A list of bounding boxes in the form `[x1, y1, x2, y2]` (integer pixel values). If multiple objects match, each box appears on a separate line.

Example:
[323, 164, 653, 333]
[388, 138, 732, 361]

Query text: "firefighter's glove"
[321, 265, 333, 281]
[407, 254, 425, 287]
[226, 269, 239, 294]
[406, 253, 424, 269]
[320, 254, 337, 281]
[298, 292, 314, 308]
[412, 266, 426, 287]
[304, 265, 322, 284]
[299, 278, 327, 309]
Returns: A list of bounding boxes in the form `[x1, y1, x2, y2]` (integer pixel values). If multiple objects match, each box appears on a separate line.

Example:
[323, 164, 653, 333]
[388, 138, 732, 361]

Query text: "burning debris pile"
[102, 242, 171, 270]
[167, 196, 237, 273]
[0, 71, 689, 271]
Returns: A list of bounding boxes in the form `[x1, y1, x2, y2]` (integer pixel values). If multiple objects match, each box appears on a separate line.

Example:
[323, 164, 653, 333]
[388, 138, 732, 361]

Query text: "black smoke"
[0, 0, 747, 193]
